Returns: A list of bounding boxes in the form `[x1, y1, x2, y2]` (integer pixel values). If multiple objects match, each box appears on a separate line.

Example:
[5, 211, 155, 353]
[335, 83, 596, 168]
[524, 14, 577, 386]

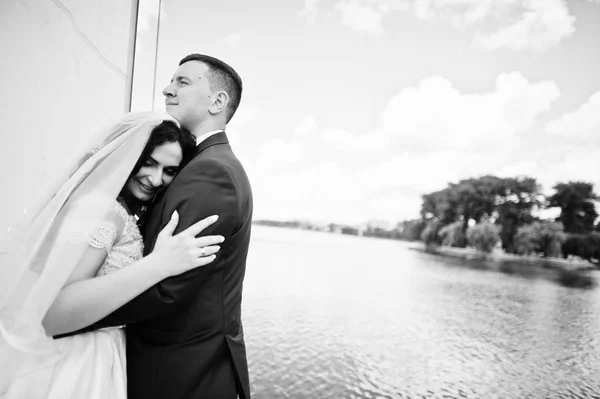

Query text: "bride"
[0, 112, 224, 398]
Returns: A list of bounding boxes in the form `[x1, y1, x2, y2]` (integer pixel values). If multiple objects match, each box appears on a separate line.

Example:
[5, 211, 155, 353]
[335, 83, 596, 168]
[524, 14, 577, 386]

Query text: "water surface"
[243, 226, 600, 398]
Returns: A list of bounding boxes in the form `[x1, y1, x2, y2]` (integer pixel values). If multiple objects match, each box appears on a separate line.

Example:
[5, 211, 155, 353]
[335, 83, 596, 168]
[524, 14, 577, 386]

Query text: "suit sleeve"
[57, 158, 238, 335]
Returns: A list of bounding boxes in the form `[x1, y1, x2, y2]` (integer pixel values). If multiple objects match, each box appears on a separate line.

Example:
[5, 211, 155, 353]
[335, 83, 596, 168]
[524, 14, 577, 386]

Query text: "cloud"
[334, 0, 385, 35]
[379, 72, 559, 151]
[246, 72, 566, 224]
[322, 127, 387, 154]
[294, 115, 318, 135]
[249, 158, 370, 224]
[547, 148, 600, 189]
[495, 145, 600, 198]
[220, 33, 242, 47]
[255, 138, 304, 170]
[307, 0, 575, 51]
[299, 0, 320, 22]
[546, 90, 600, 141]
[472, 0, 575, 52]
[227, 95, 260, 134]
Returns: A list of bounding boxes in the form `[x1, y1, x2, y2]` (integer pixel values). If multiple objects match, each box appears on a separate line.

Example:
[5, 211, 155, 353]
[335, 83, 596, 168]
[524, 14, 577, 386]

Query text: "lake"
[243, 226, 600, 399]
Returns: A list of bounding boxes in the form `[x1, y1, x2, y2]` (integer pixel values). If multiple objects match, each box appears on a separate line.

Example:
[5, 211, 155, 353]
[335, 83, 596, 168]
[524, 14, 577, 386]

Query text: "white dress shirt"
[196, 129, 224, 146]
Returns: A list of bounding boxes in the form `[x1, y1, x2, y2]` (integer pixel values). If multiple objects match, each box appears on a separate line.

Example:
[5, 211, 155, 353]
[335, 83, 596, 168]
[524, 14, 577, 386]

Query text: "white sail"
[0, 0, 160, 250]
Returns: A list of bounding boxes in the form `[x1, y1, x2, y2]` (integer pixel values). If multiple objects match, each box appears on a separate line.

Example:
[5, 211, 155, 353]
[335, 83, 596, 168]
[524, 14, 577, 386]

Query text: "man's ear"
[209, 91, 229, 116]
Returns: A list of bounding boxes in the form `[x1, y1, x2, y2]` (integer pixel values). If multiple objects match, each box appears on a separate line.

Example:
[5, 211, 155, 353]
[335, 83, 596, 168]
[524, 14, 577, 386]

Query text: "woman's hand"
[153, 211, 224, 278]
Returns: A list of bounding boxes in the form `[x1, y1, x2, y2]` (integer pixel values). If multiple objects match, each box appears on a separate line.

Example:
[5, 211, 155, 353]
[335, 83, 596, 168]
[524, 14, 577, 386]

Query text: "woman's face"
[126, 141, 183, 201]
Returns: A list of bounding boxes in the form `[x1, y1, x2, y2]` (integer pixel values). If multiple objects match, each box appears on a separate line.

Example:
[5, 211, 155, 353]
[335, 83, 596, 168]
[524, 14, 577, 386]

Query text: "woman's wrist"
[145, 252, 171, 282]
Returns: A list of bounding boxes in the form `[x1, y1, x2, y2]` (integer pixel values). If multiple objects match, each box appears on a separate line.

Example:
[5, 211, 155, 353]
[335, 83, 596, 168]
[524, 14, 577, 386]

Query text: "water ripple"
[244, 227, 600, 398]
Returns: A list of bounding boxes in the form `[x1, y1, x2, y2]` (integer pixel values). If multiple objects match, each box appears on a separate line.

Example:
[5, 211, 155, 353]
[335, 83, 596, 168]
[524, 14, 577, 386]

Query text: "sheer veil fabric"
[0, 111, 175, 390]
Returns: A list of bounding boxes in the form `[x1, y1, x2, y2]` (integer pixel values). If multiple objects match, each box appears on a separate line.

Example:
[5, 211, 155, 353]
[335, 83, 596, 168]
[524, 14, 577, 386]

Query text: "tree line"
[395, 176, 600, 264]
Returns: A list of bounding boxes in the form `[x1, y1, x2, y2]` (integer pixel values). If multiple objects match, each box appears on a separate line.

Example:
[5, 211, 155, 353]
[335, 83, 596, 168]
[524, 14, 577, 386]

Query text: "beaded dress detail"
[88, 200, 144, 277]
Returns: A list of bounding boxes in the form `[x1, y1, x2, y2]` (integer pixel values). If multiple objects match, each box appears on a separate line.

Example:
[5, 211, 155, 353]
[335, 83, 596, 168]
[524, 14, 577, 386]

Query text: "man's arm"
[55, 159, 238, 337]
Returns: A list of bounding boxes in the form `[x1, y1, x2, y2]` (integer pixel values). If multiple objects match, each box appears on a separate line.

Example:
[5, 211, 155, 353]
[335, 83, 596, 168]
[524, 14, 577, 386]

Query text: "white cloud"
[220, 33, 242, 47]
[551, 148, 600, 187]
[299, 0, 320, 22]
[379, 72, 559, 150]
[250, 159, 370, 224]
[310, 0, 575, 51]
[255, 138, 304, 170]
[322, 127, 388, 154]
[357, 151, 461, 194]
[507, 146, 600, 196]
[247, 72, 566, 224]
[228, 103, 258, 129]
[472, 0, 575, 52]
[294, 116, 318, 135]
[334, 0, 385, 35]
[546, 90, 600, 140]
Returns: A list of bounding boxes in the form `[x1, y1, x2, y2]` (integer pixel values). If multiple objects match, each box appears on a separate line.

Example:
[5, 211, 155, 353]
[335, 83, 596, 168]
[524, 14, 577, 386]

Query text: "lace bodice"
[87, 200, 144, 277]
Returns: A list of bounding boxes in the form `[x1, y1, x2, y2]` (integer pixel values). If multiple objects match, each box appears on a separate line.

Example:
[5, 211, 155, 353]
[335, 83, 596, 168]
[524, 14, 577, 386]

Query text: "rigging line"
[49, 0, 127, 79]
[151, 0, 163, 110]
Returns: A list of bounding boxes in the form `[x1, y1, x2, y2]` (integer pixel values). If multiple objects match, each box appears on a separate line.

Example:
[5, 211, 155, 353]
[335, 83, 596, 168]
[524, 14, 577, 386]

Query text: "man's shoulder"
[186, 146, 247, 176]
[178, 154, 235, 181]
[166, 155, 238, 195]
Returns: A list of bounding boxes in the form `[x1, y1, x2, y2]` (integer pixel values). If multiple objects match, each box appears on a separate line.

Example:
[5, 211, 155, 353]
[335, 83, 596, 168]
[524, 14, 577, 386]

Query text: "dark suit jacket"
[67, 133, 253, 398]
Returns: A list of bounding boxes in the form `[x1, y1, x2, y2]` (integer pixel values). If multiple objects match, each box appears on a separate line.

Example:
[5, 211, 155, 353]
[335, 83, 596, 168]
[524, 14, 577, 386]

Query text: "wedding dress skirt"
[1, 200, 142, 399]
[1, 327, 126, 399]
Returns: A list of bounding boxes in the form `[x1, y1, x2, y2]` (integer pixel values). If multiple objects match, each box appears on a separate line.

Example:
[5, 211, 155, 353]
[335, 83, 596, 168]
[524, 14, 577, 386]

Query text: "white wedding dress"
[2, 200, 143, 399]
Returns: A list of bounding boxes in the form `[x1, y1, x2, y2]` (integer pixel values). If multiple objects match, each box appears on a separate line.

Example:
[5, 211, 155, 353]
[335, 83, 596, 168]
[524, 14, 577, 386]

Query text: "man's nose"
[162, 83, 175, 97]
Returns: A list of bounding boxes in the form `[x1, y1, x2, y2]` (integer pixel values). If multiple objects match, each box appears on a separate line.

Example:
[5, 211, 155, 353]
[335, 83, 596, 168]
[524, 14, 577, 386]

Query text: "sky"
[135, 0, 600, 227]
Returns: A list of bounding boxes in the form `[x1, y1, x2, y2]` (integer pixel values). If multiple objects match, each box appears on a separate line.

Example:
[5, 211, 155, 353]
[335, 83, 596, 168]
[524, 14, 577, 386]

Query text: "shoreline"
[252, 224, 598, 273]
[413, 244, 596, 272]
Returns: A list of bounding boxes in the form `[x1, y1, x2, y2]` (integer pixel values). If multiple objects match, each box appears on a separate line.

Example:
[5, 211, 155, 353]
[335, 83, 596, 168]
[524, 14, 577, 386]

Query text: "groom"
[83, 54, 252, 398]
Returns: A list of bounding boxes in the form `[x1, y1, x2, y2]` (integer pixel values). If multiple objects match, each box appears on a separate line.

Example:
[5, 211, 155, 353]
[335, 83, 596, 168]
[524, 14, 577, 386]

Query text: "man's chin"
[165, 107, 185, 123]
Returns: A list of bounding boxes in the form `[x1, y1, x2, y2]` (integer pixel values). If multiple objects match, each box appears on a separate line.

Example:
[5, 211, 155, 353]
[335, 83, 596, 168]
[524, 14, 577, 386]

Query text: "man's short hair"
[179, 54, 243, 123]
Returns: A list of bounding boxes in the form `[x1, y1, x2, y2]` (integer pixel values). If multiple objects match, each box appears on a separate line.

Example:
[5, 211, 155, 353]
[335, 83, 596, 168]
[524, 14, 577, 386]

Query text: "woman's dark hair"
[130, 120, 196, 176]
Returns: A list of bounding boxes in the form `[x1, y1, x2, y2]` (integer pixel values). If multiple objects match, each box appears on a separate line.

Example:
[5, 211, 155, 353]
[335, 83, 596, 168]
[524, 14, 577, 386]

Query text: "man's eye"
[165, 169, 177, 176]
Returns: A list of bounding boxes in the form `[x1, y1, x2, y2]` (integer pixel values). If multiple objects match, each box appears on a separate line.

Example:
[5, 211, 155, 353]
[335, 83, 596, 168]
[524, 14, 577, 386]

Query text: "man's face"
[162, 61, 213, 129]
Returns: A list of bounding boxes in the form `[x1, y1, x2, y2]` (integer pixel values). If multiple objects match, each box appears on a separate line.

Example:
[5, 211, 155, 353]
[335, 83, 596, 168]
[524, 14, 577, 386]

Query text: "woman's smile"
[136, 179, 157, 194]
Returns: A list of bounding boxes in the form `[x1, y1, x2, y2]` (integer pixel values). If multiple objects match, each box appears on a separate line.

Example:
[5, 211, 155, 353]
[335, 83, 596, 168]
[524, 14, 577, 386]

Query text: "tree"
[494, 177, 542, 253]
[454, 176, 503, 228]
[438, 220, 466, 247]
[514, 221, 567, 257]
[420, 175, 542, 253]
[421, 221, 441, 248]
[562, 233, 600, 264]
[548, 182, 598, 234]
[466, 222, 501, 254]
[396, 219, 426, 241]
[421, 189, 458, 225]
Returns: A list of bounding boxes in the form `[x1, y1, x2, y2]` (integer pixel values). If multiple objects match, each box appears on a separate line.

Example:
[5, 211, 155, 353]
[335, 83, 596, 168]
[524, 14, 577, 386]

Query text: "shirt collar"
[195, 129, 224, 146]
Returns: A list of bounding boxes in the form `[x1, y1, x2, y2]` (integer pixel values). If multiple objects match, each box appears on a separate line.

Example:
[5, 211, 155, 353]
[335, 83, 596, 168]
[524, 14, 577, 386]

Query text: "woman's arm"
[63, 160, 240, 331]
[44, 249, 172, 336]
[43, 212, 223, 336]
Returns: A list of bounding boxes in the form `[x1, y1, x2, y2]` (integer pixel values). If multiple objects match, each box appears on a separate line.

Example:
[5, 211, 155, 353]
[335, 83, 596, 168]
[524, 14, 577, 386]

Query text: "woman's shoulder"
[63, 192, 129, 239]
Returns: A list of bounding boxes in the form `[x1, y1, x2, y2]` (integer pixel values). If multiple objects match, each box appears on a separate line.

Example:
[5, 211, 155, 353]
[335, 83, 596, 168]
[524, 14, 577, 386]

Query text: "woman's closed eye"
[164, 168, 178, 177]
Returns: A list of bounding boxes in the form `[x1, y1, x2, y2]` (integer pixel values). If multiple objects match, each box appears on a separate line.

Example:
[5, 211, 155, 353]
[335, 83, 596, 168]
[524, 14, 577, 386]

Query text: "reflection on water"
[243, 226, 600, 399]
